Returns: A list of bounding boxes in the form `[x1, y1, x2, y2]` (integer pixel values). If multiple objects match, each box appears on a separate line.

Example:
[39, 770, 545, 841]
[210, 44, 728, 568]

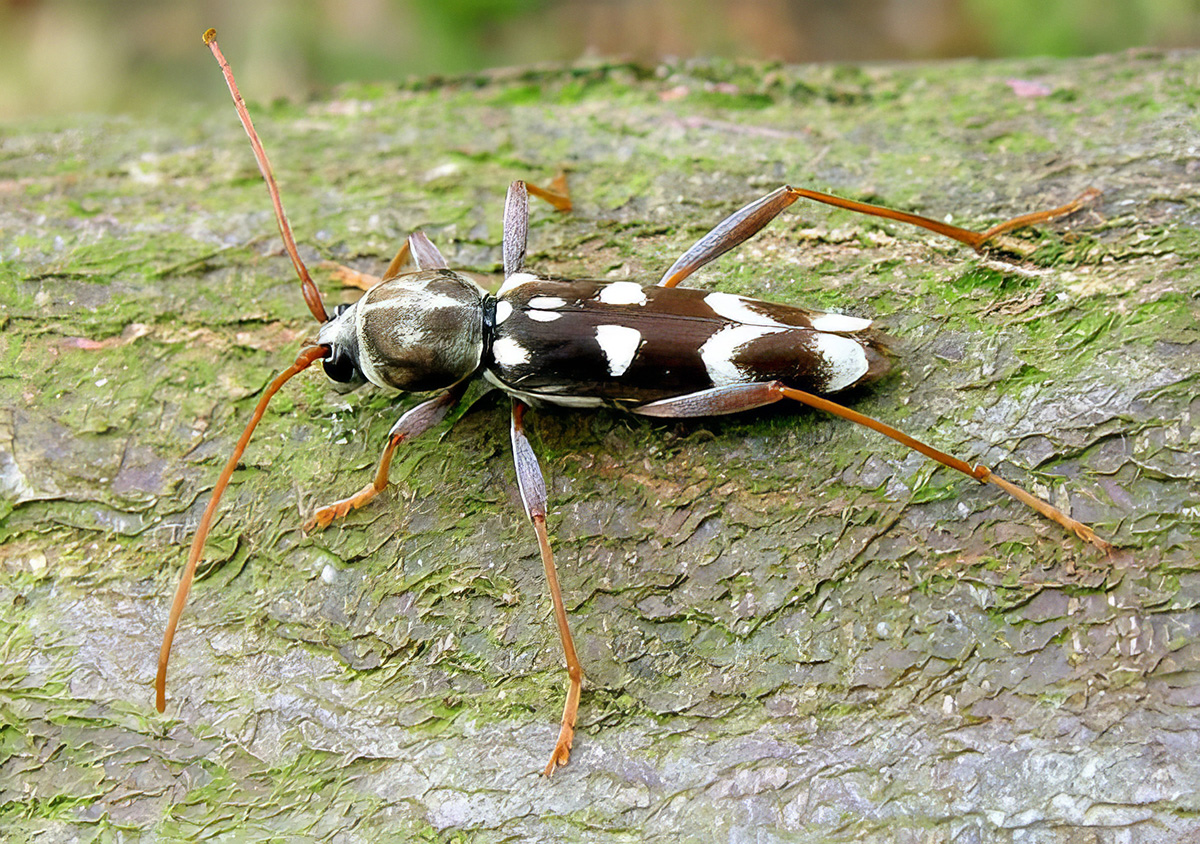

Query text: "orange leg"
[533, 511, 582, 775]
[526, 171, 572, 212]
[327, 231, 452, 292]
[510, 399, 583, 774]
[335, 175, 570, 290]
[659, 185, 1100, 288]
[635, 381, 1114, 555]
[304, 386, 465, 532]
[303, 431, 403, 531]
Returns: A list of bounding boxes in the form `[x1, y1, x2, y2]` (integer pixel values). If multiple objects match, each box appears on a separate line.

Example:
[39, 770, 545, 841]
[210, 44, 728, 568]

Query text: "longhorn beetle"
[157, 29, 1114, 776]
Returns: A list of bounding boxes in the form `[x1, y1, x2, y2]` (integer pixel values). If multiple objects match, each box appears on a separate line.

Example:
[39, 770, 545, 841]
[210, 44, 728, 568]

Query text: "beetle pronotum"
[157, 29, 1114, 776]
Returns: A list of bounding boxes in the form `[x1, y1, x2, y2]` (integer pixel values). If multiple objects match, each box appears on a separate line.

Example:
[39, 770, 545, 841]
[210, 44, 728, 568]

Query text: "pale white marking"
[497, 271, 538, 296]
[705, 292, 787, 327]
[388, 321, 427, 351]
[355, 294, 433, 386]
[361, 289, 461, 315]
[482, 370, 606, 408]
[358, 289, 460, 371]
[492, 336, 531, 367]
[528, 296, 567, 309]
[353, 301, 387, 387]
[809, 312, 872, 332]
[495, 300, 513, 324]
[537, 394, 606, 408]
[595, 325, 642, 377]
[482, 369, 508, 392]
[597, 282, 647, 306]
[699, 325, 784, 385]
[813, 333, 870, 391]
[317, 304, 357, 351]
[528, 310, 561, 322]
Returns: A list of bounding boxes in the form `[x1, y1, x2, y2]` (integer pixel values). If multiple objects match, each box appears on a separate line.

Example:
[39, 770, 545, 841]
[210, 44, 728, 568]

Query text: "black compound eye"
[322, 349, 358, 384]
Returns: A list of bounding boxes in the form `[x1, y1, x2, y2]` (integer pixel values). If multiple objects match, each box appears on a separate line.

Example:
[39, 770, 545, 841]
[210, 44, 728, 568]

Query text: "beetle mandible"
[156, 29, 1114, 776]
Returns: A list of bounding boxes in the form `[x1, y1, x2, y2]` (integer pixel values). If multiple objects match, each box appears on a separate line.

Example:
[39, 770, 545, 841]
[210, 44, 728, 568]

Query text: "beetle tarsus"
[545, 704, 577, 776]
[305, 387, 469, 532]
[535, 509, 582, 778]
[984, 473, 1115, 555]
[303, 481, 386, 532]
[324, 262, 381, 292]
[975, 187, 1102, 250]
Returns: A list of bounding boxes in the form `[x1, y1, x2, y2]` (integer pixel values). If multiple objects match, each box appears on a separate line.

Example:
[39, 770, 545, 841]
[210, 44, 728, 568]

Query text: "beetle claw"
[303, 483, 380, 532]
[544, 724, 574, 776]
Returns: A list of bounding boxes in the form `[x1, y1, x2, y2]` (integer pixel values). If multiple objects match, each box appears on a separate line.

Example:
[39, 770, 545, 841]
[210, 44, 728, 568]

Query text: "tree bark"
[1, 49, 1198, 842]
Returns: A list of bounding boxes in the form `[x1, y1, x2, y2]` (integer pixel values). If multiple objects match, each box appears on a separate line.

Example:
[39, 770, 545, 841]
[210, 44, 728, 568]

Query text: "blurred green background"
[2, 0, 1198, 118]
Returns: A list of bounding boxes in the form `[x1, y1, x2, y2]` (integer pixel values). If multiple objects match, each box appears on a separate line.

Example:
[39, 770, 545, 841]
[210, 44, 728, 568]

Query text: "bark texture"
[1, 48, 1198, 842]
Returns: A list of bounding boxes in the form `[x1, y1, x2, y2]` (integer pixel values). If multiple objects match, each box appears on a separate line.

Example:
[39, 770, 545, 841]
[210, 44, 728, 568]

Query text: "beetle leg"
[382, 231, 451, 279]
[336, 175, 569, 289]
[503, 180, 530, 278]
[635, 382, 1112, 554]
[633, 382, 785, 418]
[783, 186, 1100, 254]
[503, 174, 573, 279]
[304, 384, 466, 531]
[658, 185, 1100, 288]
[510, 398, 582, 775]
[659, 186, 802, 287]
[331, 231, 452, 292]
[527, 171, 572, 212]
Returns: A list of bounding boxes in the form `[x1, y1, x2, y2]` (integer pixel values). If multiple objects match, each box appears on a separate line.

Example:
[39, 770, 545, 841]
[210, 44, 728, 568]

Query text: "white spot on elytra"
[495, 300, 513, 324]
[813, 332, 869, 391]
[493, 336, 531, 367]
[699, 325, 783, 385]
[595, 325, 642, 377]
[528, 310, 561, 322]
[597, 282, 647, 306]
[497, 271, 538, 296]
[528, 295, 567, 309]
[704, 292, 786, 327]
[809, 312, 872, 332]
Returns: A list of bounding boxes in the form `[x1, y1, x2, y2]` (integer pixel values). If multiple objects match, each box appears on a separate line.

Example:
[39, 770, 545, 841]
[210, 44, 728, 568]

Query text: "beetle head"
[314, 304, 366, 393]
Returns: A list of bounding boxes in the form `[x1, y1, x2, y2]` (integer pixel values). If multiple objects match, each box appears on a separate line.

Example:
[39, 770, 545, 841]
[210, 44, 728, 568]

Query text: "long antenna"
[156, 344, 328, 712]
[203, 28, 329, 324]
[157, 30, 337, 712]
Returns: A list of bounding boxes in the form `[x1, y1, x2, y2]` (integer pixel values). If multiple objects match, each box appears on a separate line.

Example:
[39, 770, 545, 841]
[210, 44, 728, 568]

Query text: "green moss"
[688, 91, 776, 110]
[1, 50, 1196, 841]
